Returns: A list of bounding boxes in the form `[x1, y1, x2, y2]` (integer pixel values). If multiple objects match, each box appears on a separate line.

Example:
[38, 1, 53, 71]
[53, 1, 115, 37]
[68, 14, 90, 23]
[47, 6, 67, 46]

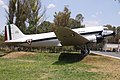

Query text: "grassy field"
[0, 51, 120, 80]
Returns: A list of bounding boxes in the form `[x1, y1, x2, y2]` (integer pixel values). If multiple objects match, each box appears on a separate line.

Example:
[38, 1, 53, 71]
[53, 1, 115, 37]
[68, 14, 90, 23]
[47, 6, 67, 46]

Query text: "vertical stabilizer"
[5, 24, 25, 41]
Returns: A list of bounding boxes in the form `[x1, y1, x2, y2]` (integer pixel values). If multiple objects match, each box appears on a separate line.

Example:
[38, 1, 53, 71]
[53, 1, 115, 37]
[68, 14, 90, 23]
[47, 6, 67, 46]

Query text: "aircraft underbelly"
[20, 39, 61, 47]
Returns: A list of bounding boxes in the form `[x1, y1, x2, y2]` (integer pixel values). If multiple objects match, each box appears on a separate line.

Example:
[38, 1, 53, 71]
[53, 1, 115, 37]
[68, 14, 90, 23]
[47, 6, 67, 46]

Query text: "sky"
[0, 0, 120, 33]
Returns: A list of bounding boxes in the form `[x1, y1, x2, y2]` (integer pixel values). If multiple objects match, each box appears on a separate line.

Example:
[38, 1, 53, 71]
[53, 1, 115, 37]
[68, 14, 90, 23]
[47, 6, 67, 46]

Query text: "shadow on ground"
[53, 53, 87, 65]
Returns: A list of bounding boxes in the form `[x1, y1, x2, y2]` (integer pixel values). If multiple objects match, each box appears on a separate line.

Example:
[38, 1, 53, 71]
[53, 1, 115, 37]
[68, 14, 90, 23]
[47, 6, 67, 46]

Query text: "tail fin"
[5, 24, 25, 41]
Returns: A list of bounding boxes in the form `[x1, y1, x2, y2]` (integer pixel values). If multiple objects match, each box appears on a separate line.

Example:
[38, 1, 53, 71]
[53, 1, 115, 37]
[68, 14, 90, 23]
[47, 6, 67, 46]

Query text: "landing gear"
[80, 45, 90, 56]
[75, 44, 90, 56]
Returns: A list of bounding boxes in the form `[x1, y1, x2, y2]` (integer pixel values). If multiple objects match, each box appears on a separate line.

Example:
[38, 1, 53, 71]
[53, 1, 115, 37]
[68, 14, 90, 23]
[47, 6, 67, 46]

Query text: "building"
[103, 44, 120, 52]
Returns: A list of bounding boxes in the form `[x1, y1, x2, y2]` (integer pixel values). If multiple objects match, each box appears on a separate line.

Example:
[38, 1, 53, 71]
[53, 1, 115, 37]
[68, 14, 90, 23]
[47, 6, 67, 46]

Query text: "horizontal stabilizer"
[54, 27, 89, 46]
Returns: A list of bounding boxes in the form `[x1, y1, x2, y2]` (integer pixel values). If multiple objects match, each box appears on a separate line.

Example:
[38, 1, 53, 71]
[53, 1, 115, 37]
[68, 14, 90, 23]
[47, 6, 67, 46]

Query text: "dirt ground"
[83, 55, 120, 80]
[2, 51, 36, 59]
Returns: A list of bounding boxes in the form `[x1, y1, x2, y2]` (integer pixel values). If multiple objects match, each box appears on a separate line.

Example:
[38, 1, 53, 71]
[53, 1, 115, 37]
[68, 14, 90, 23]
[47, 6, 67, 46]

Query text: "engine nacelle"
[85, 35, 104, 43]
[96, 35, 104, 43]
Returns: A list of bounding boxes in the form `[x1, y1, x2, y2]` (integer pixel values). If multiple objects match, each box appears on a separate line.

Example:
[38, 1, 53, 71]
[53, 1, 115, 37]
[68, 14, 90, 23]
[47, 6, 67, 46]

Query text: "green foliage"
[75, 14, 84, 24]
[104, 24, 113, 30]
[68, 18, 85, 29]
[38, 21, 52, 33]
[7, 0, 17, 24]
[0, 31, 4, 45]
[53, 7, 84, 29]
[7, 0, 46, 34]
[15, 0, 28, 33]
[104, 24, 120, 43]
[27, 0, 46, 34]
[0, 53, 105, 80]
[0, 35, 4, 42]
[54, 7, 71, 27]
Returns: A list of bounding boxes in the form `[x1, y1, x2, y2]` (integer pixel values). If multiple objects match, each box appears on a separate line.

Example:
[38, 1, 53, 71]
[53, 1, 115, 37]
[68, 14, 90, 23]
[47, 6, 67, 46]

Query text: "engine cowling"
[96, 35, 104, 43]
[85, 35, 104, 43]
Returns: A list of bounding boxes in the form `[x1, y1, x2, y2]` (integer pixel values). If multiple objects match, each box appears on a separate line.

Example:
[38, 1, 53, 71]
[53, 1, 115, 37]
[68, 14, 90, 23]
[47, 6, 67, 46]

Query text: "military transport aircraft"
[4, 24, 115, 55]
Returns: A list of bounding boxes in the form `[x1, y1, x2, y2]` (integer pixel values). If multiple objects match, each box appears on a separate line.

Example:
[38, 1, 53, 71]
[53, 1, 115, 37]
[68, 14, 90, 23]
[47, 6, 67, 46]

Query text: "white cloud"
[47, 3, 56, 9]
[0, 0, 8, 11]
[83, 20, 100, 27]
[118, 11, 120, 15]
[0, 0, 4, 6]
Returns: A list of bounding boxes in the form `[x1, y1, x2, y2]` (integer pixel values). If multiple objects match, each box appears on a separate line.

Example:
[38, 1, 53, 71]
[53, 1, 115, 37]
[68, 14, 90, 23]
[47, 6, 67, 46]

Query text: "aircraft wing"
[54, 27, 89, 46]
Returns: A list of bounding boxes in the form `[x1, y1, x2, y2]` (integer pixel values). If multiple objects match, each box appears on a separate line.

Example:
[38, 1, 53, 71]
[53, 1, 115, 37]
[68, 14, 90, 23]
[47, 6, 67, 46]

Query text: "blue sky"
[0, 0, 120, 33]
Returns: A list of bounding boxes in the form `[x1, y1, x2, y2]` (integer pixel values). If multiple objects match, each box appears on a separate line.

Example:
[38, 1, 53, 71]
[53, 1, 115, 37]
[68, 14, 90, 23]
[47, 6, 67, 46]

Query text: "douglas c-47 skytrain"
[4, 24, 115, 55]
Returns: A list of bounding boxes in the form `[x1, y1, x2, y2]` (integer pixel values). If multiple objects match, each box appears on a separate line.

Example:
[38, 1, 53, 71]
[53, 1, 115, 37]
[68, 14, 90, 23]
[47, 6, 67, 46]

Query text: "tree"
[115, 26, 120, 43]
[75, 14, 84, 25]
[0, 32, 4, 42]
[7, 0, 17, 24]
[104, 24, 113, 30]
[68, 18, 77, 28]
[0, 31, 4, 48]
[7, 0, 29, 33]
[53, 7, 84, 29]
[103, 24, 120, 43]
[7, 0, 46, 34]
[38, 21, 52, 33]
[104, 24, 114, 43]
[27, 0, 46, 34]
[15, 0, 29, 33]
[68, 18, 85, 29]
[75, 14, 84, 28]
[53, 7, 71, 27]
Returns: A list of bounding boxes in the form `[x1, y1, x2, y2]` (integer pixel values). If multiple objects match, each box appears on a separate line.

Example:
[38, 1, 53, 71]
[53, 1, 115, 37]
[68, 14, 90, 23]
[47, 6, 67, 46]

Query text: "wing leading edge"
[54, 27, 89, 46]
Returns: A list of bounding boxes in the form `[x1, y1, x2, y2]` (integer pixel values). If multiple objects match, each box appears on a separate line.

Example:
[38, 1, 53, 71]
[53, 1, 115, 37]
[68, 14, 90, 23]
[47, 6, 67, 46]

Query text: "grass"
[0, 51, 120, 80]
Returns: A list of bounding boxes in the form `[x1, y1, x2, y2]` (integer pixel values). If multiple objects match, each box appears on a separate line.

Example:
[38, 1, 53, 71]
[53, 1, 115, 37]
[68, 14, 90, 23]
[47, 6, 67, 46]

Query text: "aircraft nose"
[103, 30, 116, 37]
